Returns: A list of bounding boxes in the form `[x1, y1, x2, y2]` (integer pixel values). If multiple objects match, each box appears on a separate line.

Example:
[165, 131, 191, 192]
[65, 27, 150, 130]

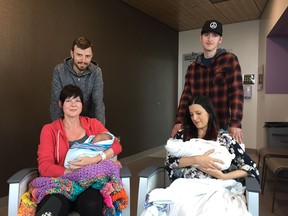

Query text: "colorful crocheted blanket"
[18, 160, 128, 216]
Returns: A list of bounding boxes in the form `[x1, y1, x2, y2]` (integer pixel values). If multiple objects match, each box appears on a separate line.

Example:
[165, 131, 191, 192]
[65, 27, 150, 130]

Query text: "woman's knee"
[75, 188, 103, 215]
[36, 194, 71, 216]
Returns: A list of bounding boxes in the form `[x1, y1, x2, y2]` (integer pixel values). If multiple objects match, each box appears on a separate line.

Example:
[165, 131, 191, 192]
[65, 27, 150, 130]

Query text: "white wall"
[178, 20, 260, 149]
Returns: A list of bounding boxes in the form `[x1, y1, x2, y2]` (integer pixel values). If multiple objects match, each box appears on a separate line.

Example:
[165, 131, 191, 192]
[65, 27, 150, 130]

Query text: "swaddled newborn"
[64, 132, 114, 168]
[165, 138, 235, 170]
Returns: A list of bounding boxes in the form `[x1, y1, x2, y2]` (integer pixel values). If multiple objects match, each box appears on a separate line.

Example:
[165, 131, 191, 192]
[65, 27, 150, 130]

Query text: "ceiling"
[121, 0, 269, 32]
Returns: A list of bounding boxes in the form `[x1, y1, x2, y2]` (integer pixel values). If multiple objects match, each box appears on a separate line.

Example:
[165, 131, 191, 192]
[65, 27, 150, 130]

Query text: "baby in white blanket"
[165, 138, 235, 170]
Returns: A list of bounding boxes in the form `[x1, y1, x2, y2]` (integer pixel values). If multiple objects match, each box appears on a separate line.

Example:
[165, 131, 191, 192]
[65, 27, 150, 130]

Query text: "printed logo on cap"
[210, 22, 217, 29]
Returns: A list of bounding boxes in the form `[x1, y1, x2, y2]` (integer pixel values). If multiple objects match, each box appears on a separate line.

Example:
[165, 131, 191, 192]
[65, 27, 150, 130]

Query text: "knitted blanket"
[18, 160, 128, 216]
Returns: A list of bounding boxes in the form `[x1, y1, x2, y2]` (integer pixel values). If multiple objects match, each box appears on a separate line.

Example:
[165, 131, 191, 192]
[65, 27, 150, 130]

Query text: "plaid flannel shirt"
[176, 49, 244, 129]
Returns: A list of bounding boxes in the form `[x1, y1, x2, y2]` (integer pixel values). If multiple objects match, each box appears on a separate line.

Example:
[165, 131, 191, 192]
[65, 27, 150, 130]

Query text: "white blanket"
[141, 178, 251, 216]
[165, 138, 235, 170]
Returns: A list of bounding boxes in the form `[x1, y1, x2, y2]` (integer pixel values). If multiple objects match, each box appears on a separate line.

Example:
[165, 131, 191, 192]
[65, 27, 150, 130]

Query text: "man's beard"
[74, 61, 89, 72]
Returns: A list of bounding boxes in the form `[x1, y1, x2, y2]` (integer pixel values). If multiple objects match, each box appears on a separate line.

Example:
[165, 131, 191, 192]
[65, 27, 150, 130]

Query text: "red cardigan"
[37, 116, 122, 177]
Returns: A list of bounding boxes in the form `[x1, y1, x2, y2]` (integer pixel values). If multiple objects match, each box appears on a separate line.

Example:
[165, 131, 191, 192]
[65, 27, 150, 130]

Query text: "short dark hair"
[59, 84, 84, 106]
[71, 36, 93, 51]
[183, 95, 220, 141]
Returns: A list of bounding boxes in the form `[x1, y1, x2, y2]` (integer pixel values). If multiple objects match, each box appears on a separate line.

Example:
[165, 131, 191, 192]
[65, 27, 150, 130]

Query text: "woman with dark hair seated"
[166, 95, 259, 183]
[33, 84, 124, 216]
[141, 95, 259, 216]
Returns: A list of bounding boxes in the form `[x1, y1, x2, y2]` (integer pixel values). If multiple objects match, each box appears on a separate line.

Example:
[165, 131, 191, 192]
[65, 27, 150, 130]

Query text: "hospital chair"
[7, 166, 131, 216]
[137, 143, 261, 216]
[137, 166, 260, 216]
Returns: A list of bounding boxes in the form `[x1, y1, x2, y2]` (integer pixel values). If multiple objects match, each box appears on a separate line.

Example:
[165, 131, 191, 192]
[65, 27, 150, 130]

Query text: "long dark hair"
[182, 95, 219, 141]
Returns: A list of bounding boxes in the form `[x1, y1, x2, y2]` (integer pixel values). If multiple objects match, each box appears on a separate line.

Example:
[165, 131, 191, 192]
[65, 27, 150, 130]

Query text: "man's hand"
[171, 123, 182, 138]
[228, 127, 243, 144]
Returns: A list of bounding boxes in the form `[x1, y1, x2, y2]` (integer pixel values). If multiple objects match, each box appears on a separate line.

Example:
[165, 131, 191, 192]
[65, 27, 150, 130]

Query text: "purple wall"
[265, 7, 288, 94]
[266, 37, 288, 94]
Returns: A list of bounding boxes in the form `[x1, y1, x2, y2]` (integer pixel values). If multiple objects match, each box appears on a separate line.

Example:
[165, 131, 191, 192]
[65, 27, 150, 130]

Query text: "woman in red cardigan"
[36, 84, 122, 216]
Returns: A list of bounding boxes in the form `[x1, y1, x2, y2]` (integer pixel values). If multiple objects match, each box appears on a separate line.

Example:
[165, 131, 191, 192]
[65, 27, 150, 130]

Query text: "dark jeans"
[36, 187, 103, 216]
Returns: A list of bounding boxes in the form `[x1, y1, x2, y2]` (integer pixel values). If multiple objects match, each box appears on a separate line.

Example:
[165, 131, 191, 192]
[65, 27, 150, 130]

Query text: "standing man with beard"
[50, 36, 105, 125]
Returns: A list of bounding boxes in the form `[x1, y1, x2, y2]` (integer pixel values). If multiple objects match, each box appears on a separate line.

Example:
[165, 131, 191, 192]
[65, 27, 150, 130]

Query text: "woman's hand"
[67, 155, 101, 171]
[178, 149, 224, 168]
[64, 168, 74, 174]
[196, 149, 224, 170]
[197, 150, 226, 179]
[199, 167, 225, 179]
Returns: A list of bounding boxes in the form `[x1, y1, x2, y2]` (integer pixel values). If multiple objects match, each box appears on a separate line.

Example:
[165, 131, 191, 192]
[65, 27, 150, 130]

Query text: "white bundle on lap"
[165, 138, 235, 170]
[141, 178, 250, 216]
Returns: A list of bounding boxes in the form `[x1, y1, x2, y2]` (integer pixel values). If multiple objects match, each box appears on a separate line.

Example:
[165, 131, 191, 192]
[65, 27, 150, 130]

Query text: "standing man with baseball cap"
[171, 20, 244, 143]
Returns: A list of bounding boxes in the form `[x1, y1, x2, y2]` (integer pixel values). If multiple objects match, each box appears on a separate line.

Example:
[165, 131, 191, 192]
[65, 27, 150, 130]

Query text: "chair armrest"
[246, 176, 261, 193]
[138, 165, 164, 177]
[245, 176, 261, 216]
[7, 167, 39, 184]
[137, 165, 170, 216]
[120, 166, 131, 178]
[7, 168, 39, 216]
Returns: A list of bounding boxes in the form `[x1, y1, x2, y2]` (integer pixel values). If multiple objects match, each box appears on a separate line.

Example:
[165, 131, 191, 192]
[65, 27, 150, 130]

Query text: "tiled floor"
[258, 173, 288, 215]
[2, 146, 288, 216]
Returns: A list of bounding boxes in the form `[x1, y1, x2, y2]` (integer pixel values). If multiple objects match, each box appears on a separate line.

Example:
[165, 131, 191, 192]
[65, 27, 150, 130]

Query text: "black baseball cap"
[201, 20, 223, 36]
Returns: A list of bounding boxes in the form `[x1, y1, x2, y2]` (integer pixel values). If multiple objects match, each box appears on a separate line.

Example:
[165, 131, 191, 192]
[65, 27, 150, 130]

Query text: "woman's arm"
[199, 168, 248, 180]
[68, 148, 120, 171]
[219, 132, 260, 181]
[178, 149, 223, 170]
[38, 124, 66, 177]
[68, 118, 122, 169]
[67, 147, 116, 171]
